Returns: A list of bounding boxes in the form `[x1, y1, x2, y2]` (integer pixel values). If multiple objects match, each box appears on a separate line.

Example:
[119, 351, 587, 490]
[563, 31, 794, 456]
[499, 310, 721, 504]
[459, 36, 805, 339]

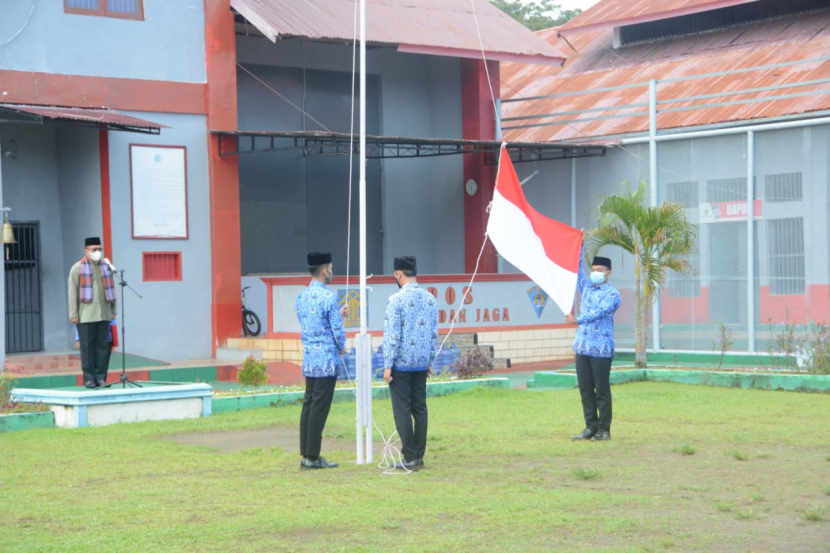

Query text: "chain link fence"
[502, 122, 829, 354]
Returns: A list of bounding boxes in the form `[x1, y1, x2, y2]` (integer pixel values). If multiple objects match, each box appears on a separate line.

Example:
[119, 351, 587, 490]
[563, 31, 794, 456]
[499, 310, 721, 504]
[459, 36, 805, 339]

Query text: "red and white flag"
[486, 145, 582, 315]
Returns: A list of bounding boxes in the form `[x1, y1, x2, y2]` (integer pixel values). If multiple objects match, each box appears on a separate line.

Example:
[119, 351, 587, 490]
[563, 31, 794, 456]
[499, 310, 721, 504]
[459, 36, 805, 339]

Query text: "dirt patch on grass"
[163, 426, 386, 457]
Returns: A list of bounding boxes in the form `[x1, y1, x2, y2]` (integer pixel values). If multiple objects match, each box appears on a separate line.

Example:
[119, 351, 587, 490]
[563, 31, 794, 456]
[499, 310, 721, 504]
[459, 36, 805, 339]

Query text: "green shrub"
[1, 370, 14, 407]
[0, 371, 49, 414]
[238, 357, 269, 389]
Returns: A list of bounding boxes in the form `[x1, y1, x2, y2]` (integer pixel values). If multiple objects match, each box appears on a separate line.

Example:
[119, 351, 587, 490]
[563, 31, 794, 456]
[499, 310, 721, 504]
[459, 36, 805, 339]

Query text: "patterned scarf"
[79, 256, 115, 304]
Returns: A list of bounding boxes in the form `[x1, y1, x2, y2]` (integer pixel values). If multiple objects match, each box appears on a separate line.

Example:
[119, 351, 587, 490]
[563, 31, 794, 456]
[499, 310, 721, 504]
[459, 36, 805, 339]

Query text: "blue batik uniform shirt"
[383, 282, 439, 372]
[573, 252, 622, 359]
[295, 281, 346, 378]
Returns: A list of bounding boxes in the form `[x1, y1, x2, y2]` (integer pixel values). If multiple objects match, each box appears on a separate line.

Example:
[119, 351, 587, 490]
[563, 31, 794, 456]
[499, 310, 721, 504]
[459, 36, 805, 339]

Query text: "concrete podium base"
[11, 383, 213, 429]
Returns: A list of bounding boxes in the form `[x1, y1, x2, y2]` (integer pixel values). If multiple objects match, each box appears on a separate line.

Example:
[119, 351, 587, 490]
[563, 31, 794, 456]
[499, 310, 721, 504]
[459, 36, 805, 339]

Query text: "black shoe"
[571, 428, 596, 441]
[301, 457, 339, 470]
[591, 430, 611, 442]
[96, 379, 107, 388]
[83, 381, 97, 389]
[417, 458, 425, 469]
[392, 459, 420, 471]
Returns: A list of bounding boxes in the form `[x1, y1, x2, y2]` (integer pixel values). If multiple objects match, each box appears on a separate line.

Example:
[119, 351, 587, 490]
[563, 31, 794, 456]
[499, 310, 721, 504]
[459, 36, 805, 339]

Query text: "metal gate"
[4, 222, 43, 353]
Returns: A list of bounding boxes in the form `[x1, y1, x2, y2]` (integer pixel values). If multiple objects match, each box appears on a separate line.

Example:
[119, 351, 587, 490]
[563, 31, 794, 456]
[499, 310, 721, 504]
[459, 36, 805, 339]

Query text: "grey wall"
[107, 113, 212, 361]
[57, 126, 104, 297]
[0, 0, 205, 82]
[0, 129, 5, 365]
[0, 123, 70, 352]
[236, 36, 465, 275]
[0, 116, 211, 361]
[236, 63, 383, 275]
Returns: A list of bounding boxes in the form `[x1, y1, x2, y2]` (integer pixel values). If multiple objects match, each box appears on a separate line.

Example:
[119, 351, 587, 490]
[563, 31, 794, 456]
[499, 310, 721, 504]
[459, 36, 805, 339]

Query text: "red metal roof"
[559, 0, 760, 35]
[230, 0, 566, 66]
[0, 103, 165, 132]
[501, 9, 830, 143]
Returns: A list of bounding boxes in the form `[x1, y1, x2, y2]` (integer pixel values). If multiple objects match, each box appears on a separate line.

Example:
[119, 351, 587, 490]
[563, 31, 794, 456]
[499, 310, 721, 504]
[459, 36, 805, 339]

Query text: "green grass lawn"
[2, 382, 829, 552]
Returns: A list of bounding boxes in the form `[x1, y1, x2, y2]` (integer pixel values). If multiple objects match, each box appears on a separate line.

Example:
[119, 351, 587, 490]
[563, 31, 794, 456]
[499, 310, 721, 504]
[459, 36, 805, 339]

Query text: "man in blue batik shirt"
[383, 256, 438, 471]
[566, 232, 621, 442]
[295, 251, 349, 470]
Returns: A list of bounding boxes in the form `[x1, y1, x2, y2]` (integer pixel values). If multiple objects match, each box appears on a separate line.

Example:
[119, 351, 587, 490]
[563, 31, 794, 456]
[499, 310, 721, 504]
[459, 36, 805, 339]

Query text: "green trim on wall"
[0, 411, 55, 433]
[533, 369, 830, 392]
[212, 378, 511, 413]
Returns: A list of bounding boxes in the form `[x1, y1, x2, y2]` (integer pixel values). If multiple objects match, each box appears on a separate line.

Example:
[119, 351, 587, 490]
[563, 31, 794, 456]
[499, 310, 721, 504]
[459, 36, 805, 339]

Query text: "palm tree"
[586, 180, 696, 368]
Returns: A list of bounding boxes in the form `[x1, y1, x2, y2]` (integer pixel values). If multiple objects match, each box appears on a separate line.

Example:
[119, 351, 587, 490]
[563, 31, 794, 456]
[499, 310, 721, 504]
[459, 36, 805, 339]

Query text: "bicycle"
[242, 286, 262, 337]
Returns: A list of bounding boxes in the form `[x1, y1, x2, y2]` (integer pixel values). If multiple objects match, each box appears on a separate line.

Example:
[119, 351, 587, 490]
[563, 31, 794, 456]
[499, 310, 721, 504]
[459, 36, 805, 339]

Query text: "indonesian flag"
[486, 145, 582, 315]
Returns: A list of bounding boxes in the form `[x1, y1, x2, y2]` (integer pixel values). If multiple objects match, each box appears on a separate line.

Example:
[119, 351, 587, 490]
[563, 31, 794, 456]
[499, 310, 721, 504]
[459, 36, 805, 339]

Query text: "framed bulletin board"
[129, 144, 189, 239]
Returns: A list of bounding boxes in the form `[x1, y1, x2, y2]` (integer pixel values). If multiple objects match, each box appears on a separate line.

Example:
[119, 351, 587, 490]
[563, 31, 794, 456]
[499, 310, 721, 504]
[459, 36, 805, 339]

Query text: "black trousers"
[389, 370, 428, 462]
[78, 321, 112, 385]
[575, 354, 612, 432]
[299, 376, 337, 460]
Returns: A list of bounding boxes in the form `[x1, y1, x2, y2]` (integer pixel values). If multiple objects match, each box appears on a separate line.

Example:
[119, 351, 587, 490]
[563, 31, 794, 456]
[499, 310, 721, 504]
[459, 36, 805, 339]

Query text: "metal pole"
[356, 0, 372, 464]
[495, 98, 502, 141]
[649, 79, 661, 352]
[622, 115, 830, 145]
[571, 158, 577, 227]
[746, 130, 755, 353]
[0, 132, 4, 371]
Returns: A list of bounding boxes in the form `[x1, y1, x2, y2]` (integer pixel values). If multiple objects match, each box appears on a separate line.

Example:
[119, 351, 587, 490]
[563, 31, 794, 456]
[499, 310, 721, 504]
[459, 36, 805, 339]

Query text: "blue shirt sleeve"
[328, 295, 346, 351]
[577, 289, 621, 325]
[383, 296, 401, 369]
[576, 246, 588, 294]
[429, 305, 439, 366]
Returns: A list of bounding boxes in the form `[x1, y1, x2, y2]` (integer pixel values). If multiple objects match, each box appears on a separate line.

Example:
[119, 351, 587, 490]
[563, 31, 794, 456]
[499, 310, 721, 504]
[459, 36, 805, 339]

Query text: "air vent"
[142, 252, 182, 282]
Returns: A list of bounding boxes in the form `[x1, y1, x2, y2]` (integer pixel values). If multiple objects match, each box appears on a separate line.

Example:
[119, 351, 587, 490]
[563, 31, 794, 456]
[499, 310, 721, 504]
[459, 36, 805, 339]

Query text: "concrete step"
[5, 353, 81, 374]
[216, 347, 263, 362]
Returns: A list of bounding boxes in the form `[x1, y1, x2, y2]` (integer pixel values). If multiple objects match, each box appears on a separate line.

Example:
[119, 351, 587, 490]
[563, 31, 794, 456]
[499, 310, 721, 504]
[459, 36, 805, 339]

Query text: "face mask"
[590, 271, 606, 285]
[89, 251, 103, 262]
[395, 274, 403, 289]
[325, 269, 334, 284]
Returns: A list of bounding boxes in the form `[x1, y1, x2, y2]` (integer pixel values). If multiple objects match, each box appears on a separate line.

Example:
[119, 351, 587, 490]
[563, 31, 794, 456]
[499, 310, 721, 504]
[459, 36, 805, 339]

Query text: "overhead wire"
[0, 0, 37, 48]
[237, 62, 333, 133]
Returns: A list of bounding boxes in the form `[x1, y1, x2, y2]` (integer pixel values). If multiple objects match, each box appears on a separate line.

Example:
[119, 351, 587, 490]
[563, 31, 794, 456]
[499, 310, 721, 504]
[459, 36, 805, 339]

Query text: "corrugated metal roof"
[231, 0, 566, 65]
[0, 103, 165, 131]
[501, 9, 830, 143]
[559, 0, 760, 35]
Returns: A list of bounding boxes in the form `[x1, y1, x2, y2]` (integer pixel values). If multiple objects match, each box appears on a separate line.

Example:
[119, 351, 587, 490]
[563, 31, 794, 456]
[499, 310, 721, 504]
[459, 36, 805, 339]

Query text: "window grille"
[765, 173, 802, 203]
[768, 218, 805, 295]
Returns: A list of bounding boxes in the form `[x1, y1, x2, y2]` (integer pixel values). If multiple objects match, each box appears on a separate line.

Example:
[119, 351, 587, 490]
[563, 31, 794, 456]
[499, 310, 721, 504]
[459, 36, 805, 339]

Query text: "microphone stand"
[100, 268, 143, 389]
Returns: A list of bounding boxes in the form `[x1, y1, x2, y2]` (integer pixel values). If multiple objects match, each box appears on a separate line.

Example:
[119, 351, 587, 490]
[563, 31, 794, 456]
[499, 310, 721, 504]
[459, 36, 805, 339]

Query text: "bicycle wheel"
[243, 309, 261, 337]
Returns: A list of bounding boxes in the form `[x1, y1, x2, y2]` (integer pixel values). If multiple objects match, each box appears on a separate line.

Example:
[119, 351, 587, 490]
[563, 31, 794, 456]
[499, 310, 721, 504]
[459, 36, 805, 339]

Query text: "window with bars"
[65, 0, 144, 20]
[143, 252, 182, 282]
[667, 224, 700, 297]
[665, 181, 699, 208]
[765, 173, 803, 202]
[768, 218, 805, 295]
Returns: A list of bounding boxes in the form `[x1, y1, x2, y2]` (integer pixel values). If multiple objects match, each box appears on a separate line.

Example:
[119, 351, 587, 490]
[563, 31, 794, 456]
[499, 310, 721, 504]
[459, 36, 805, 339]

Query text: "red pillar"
[461, 59, 500, 274]
[98, 127, 113, 263]
[205, 0, 241, 354]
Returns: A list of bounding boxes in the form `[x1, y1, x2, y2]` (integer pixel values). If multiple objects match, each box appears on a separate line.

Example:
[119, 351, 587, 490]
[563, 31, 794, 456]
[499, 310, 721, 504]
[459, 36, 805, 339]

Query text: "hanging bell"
[1, 216, 16, 244]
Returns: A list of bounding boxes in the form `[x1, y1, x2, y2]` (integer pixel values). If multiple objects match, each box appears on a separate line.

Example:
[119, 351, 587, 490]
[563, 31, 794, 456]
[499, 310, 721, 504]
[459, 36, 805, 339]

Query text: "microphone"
[104, 258, 118, 272]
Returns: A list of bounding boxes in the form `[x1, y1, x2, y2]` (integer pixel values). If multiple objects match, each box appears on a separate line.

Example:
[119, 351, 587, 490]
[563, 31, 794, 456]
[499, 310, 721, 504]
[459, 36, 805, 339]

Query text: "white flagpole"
[356, 0, 372, 465]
